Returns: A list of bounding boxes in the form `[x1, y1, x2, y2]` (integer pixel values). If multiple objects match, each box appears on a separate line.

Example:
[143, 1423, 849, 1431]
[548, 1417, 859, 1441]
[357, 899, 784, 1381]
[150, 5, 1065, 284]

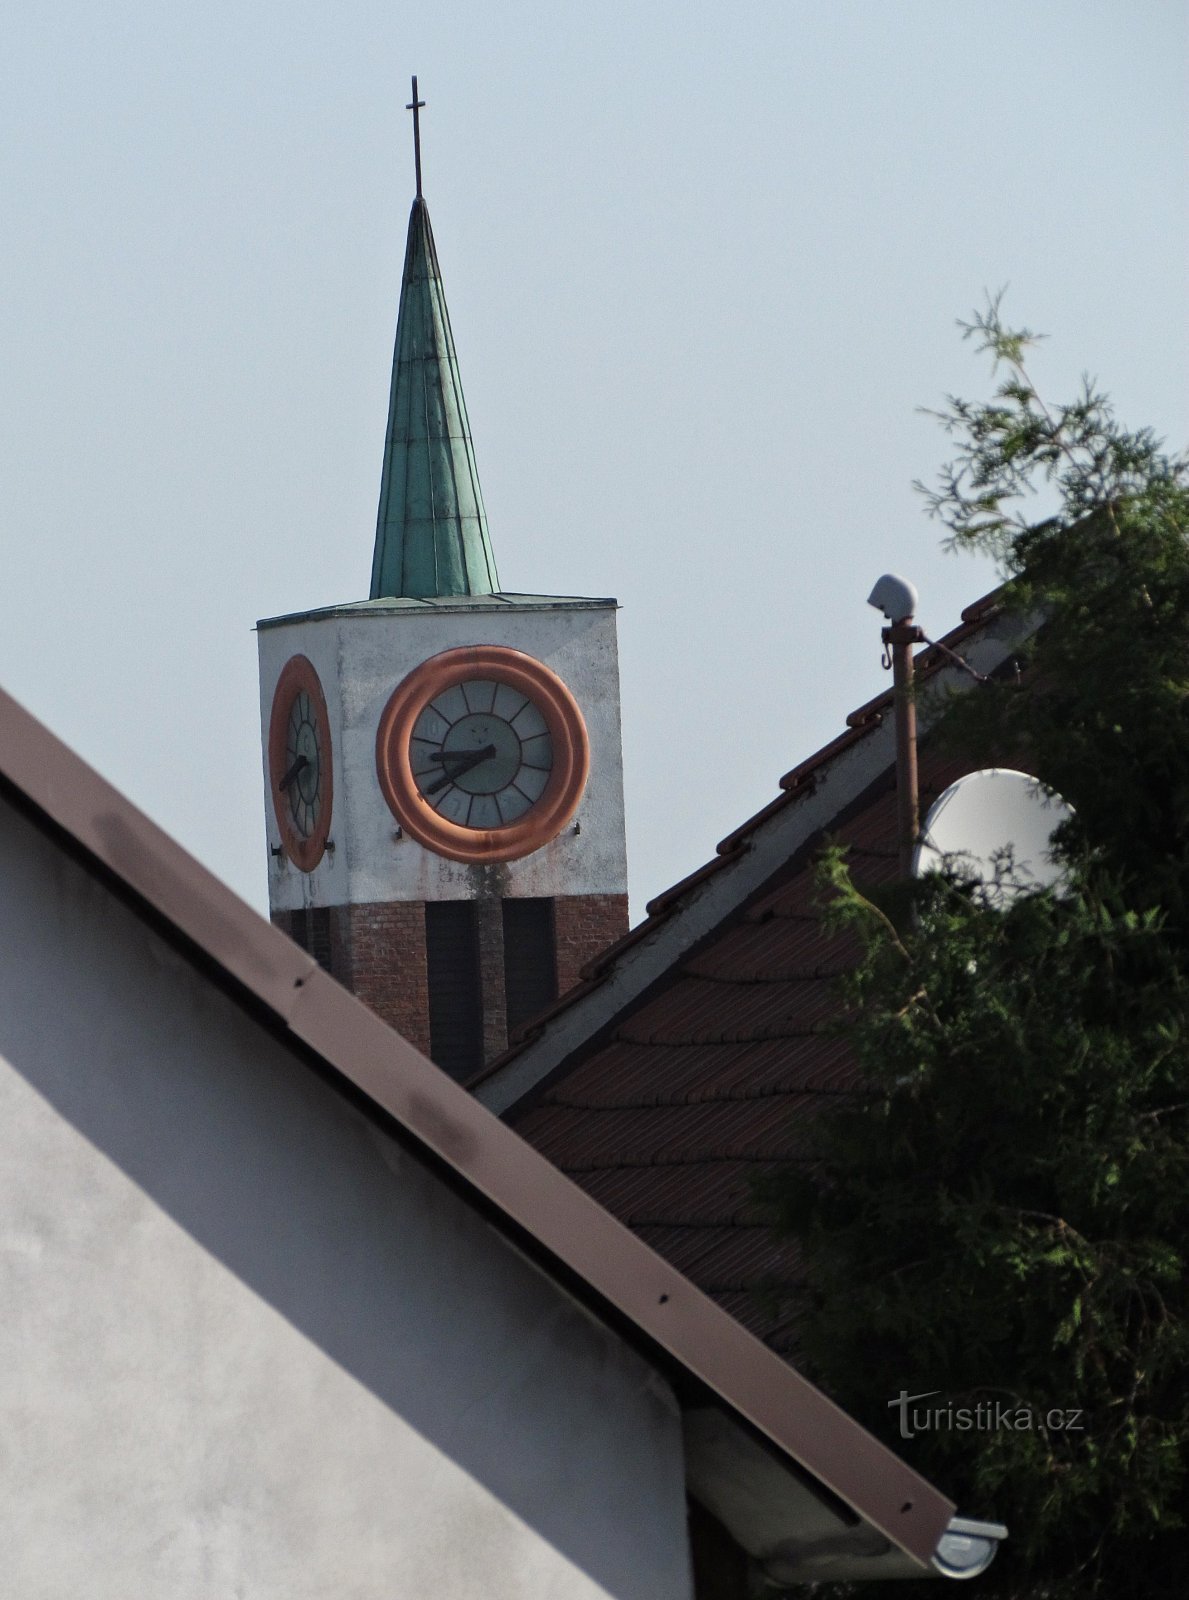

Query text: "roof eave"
[0, 682, 955, 1572]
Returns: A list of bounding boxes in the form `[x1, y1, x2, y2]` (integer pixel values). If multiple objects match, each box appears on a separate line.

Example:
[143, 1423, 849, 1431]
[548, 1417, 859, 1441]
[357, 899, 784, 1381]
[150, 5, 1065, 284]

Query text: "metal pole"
[885, 621, 925, 879]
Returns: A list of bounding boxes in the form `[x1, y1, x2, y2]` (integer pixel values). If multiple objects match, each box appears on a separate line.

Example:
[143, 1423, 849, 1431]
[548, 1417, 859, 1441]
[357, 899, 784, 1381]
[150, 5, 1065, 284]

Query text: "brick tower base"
[273, 892, 628, 1075]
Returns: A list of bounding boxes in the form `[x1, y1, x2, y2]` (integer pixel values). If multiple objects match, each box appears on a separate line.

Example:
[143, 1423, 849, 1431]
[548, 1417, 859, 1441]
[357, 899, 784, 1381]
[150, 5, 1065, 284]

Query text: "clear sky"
[2, 2, 1185, 920]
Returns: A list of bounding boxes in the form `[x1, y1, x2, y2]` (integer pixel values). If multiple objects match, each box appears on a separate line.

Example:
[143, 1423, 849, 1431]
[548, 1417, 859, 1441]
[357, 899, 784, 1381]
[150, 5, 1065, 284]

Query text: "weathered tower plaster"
[259, 598, 627, 911]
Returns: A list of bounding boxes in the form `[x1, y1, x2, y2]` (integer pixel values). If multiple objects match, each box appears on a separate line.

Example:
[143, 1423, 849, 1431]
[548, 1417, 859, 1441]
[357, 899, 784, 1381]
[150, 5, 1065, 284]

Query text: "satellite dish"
[913, 768, 1074, 906]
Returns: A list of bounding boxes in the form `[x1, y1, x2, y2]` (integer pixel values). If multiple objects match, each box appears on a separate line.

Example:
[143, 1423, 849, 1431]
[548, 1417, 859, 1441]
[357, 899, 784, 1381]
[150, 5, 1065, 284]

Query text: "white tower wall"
[258, 599, 627, 916]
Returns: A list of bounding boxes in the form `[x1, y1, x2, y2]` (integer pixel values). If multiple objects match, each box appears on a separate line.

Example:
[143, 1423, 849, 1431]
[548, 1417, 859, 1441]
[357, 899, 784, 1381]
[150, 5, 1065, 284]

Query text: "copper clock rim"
[375, 646, 590, 864]
[269, 653, 334, 873]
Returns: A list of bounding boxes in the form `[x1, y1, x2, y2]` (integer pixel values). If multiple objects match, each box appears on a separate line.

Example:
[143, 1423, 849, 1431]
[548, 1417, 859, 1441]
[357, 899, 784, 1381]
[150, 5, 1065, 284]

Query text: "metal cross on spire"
[407, 75, 425, 199]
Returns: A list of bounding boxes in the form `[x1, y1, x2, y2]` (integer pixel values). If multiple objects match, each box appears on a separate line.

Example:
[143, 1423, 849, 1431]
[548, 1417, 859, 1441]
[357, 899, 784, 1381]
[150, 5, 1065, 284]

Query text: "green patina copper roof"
[370, 197, 499, 599]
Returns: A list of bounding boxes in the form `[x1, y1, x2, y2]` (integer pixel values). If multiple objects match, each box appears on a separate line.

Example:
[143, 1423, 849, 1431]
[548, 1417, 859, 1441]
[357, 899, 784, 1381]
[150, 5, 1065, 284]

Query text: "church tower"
[257, 84, 628, 1079]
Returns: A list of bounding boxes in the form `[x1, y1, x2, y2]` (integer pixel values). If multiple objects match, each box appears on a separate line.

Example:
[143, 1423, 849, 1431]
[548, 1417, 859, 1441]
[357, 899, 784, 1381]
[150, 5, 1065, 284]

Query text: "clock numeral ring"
[375, 646, 589, 864]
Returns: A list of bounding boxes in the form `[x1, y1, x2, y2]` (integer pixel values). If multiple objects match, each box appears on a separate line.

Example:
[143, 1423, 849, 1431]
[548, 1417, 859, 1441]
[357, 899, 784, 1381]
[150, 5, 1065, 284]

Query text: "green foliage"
[764, 304, 1189, 1598]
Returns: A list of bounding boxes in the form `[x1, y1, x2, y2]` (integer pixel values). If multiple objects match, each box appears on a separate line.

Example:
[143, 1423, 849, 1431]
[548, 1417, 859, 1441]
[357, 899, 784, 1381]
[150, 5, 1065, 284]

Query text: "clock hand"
[279, 753, 309, 791]
[426, 744, 498, 769]
[424, 744, 497, 795]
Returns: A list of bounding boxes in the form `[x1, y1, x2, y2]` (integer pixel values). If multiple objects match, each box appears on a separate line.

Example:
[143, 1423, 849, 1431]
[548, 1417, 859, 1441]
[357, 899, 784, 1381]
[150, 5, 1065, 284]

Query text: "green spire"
[370, 197, 500, 599]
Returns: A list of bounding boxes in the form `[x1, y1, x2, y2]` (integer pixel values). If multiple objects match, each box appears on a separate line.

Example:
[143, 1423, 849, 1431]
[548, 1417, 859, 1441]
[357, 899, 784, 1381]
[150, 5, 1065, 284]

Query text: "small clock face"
[376, 647, 589, 864]
[284, 688, 326, 838]
[268, 655, 334, 872]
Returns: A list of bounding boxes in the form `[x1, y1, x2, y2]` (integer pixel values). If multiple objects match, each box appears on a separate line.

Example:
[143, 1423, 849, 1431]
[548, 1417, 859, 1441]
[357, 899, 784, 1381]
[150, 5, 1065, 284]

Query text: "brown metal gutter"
[0, 683, 953, 1571]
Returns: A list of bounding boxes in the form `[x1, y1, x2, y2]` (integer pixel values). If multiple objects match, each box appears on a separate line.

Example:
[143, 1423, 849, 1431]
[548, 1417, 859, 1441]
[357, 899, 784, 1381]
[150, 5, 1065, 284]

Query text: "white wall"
[258, 601, 628, 913]
[0, 797, 688, 1600]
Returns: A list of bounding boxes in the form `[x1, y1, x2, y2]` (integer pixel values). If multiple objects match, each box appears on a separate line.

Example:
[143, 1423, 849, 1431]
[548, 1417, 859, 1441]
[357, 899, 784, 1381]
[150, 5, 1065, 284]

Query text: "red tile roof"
[471, 589, 1006, 1050]
[483, 591, 1016, 1354]
[509, 746, 973, 1350]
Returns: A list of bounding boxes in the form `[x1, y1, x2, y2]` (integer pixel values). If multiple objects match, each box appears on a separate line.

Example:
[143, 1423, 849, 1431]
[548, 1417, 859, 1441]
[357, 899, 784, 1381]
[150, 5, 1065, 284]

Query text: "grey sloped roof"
[0, 678, 970, 1583]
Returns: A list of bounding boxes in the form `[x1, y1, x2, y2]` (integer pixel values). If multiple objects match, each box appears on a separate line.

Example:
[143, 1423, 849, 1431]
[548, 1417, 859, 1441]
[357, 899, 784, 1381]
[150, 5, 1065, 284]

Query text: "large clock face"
[410, 680, 554, 828]
[268, 655, 334, 872]
[376, 646, 589, 863]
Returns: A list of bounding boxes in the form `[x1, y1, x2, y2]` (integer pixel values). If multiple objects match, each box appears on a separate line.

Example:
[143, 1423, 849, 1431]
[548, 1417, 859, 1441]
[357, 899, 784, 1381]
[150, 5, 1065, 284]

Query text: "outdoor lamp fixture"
[758, 1512, 1008, 1585]
[867, 573, 919, 625]
[932, 1517, 1010, 1580]
[868, 574, 925, 878]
